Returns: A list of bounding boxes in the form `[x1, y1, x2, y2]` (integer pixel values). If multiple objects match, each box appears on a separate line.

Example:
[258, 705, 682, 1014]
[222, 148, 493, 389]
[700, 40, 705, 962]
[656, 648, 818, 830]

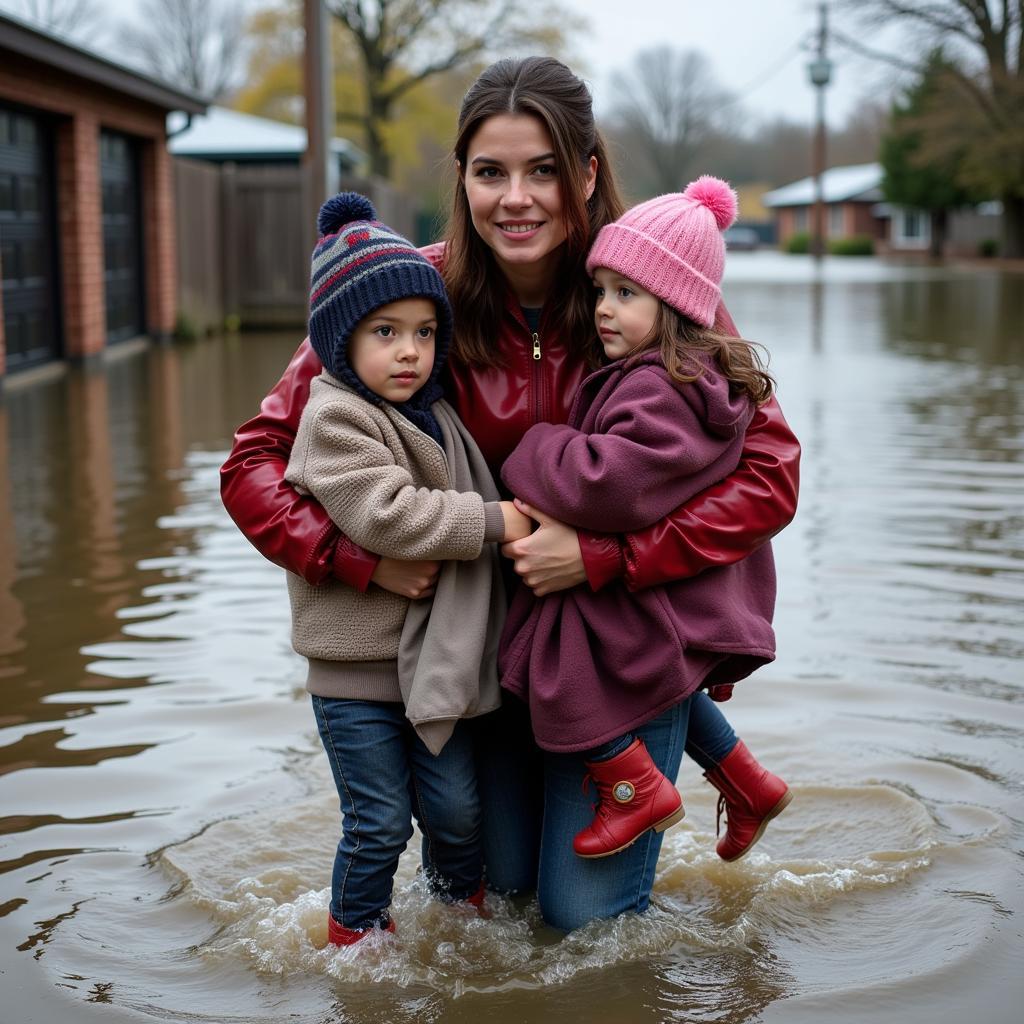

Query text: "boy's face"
[348, 297, 437, 403]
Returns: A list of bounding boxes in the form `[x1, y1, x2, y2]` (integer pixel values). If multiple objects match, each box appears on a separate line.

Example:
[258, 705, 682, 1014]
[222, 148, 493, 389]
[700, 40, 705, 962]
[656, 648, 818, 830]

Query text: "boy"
[284, 193, 530, 945]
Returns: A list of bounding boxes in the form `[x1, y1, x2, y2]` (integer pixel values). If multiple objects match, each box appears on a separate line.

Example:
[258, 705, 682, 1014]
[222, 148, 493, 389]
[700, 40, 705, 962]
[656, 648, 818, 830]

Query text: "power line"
[719, 39, 810, 109]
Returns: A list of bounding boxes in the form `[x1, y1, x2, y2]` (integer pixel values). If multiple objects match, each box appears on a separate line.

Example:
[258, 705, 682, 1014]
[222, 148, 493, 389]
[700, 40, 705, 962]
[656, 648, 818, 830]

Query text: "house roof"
[762, 163, 883, 208]
[168, 106, 364, 169]
[0, 10, 207, 114]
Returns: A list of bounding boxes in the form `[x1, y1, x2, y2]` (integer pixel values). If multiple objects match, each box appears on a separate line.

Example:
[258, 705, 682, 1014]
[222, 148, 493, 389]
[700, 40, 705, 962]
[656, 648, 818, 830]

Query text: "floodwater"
[1, 252, 1022, 1023]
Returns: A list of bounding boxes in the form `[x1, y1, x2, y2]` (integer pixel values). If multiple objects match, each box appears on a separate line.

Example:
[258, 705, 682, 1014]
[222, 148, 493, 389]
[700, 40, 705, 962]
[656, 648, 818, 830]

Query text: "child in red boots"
[499, 177, 792, 859]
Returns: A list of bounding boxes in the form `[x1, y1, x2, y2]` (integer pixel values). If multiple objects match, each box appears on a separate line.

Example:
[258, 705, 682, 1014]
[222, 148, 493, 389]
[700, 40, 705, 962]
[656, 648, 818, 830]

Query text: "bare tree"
[835, 0, 1024, 256]
[6, 0, 102, 42]
[608, 47, 736, 196]
[117, 0, 248, 101]
[325, 0, 580, 178]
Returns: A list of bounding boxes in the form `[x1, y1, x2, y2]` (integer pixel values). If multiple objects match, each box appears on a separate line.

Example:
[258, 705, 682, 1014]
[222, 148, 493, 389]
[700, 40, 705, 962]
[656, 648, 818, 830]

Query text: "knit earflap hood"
[309, 192, 453, 443]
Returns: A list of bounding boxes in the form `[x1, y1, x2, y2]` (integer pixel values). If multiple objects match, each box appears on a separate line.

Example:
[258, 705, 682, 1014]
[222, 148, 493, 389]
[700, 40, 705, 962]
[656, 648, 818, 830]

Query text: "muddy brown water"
[1, 253, 1022, 1023]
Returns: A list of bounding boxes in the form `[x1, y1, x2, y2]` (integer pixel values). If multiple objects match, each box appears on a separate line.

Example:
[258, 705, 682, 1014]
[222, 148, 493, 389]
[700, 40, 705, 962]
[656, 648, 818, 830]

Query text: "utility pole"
[303, 0, 336, 236]
[807, 2, 833, 261]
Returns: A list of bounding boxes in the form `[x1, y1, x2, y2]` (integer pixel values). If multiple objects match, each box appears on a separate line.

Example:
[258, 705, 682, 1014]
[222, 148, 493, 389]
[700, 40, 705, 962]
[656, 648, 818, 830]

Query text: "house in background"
[0, 11, 206, 380]
[762, 163, 887, 249]
[733, 182, 777, 247]
[762, 162, 1003, 256]
[168, 106, 364, 179]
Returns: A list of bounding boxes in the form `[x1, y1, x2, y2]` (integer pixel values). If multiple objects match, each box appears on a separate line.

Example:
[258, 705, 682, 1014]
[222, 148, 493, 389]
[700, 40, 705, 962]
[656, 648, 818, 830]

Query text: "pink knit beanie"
[586, 176, 738, 329]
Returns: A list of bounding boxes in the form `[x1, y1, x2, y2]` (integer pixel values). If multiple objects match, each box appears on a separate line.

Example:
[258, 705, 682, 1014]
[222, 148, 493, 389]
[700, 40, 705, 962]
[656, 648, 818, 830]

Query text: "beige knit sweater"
[284, 372, 506, 752]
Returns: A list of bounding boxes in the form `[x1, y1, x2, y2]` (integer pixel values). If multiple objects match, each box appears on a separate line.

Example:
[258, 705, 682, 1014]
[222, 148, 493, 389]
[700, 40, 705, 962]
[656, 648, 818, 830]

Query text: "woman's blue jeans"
[473, 690, 737, 932]
[312, 696, 482, 930]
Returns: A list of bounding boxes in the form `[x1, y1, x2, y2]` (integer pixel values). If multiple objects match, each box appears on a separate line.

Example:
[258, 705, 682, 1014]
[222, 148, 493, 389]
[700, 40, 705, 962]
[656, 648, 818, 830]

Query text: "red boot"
[463, 881, 491, 919]
[573, 738, 685, 858]
[327, 914, 395, 946]
[705, 740, 792, 862]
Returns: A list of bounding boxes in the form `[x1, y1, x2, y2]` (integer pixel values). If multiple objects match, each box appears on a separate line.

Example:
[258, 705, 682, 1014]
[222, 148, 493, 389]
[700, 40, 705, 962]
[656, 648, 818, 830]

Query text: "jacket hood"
[618, 349, 752, 439]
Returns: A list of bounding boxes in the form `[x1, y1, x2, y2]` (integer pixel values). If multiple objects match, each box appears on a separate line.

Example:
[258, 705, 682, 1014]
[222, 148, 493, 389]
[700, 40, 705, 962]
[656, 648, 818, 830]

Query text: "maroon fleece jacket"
[499, 350, 776, 753]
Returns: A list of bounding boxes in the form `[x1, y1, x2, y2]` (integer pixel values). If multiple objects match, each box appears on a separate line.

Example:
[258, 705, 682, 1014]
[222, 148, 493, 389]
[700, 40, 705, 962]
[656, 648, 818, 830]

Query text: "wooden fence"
[174, 158, 419, 333]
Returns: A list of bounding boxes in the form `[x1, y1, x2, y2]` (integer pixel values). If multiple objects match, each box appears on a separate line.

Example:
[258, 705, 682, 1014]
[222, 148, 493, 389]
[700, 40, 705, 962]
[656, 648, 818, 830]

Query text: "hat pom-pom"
[682, 176, 737, 231]
[317, 192, 377, 237]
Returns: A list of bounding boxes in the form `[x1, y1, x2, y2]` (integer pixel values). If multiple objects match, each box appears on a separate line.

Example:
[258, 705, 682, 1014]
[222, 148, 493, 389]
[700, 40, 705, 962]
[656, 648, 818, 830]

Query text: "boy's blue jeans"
[312, 695, 483, 930]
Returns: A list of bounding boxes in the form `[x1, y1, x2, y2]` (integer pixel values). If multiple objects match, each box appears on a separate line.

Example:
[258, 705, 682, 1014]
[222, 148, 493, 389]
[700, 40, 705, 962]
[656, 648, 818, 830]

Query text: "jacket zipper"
[531, 331, 545, 423]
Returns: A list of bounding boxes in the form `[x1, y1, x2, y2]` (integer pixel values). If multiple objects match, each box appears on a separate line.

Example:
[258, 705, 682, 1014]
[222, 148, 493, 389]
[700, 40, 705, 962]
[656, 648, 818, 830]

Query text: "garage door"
[0, 105, 60, 371]
[100, 130, 144, 344]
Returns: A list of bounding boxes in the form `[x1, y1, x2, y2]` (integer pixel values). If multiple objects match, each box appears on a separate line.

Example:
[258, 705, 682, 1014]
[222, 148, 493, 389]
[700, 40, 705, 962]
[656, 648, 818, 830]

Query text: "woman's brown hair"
[443, 57, 624, 368]
[631, 304, 775, 404]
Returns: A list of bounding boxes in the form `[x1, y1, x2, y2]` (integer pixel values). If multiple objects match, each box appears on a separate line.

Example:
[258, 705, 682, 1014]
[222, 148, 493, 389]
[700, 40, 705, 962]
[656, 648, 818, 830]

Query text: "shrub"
[978, 238, 999, 258]
[174, 313, 198, 341]
[785, 231, 810, 254]
[828, 235, 875, 256]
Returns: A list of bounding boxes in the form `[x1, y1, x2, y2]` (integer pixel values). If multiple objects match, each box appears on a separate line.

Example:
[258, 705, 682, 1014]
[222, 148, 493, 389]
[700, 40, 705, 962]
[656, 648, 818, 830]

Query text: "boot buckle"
[613, 781, 635, 803]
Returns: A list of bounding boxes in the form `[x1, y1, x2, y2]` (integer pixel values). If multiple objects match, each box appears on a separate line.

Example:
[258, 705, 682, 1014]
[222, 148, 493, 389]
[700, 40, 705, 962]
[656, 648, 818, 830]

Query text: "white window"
[793, 207, 808, 231]
[828, 204, 844, 237]
[893, 208, 931, 249]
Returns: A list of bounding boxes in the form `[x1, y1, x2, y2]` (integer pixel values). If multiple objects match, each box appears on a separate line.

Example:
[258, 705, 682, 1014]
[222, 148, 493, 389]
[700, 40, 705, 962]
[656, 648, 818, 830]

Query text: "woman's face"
[461, 113, 596, 277]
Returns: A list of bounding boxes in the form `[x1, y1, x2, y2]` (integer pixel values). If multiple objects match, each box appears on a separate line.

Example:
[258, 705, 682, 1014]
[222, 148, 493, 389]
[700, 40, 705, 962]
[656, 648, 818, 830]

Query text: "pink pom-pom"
[682, 175, 738, 231]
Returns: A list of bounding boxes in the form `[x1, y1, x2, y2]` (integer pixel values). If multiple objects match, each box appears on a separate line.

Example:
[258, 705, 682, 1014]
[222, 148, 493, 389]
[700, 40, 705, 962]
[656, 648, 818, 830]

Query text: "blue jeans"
[476, 691, 737, 931]
[312, 696, 483, 930]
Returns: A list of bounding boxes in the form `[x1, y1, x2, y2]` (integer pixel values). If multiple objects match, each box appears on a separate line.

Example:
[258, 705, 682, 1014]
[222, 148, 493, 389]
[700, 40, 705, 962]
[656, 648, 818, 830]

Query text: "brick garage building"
[0, 12, 205, 379]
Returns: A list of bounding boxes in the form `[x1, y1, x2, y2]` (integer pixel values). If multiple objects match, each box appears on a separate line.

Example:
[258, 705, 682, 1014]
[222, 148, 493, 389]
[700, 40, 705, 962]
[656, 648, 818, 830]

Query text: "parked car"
[724, 226, 760, 251]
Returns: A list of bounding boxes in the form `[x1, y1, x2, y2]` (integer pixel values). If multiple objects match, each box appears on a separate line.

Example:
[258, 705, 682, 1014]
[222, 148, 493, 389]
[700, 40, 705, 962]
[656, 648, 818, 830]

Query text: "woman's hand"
[370, 556, 441, 599]
[502, 500, 586, 596]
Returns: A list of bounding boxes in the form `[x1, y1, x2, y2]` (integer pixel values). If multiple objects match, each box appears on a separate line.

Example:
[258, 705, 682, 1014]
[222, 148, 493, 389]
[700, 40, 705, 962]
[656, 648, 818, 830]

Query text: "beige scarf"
[397, 401, 505, 755]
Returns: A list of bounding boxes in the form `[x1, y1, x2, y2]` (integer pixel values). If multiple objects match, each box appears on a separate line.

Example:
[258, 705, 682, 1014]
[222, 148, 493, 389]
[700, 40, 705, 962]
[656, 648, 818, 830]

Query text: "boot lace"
[716, 793, 727, 836]
[582, 772, 613, 822]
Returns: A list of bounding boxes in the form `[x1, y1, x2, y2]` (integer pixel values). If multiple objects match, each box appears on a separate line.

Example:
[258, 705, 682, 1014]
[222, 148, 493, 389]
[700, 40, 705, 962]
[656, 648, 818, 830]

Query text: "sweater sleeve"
[502, 368, 745, 533]
[289, 400, 491, 561]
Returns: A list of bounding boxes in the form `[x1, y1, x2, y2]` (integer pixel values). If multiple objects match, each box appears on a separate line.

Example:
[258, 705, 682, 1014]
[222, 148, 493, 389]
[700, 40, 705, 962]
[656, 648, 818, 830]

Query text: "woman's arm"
[219, 339, 382, 588]
[507, 397, 800, 595]
[578, 396, 801, 591]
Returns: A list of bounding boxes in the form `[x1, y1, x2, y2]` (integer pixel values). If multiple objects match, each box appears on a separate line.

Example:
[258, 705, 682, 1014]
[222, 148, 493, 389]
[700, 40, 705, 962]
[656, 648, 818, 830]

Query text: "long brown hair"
[443, 57, 624, 368]
[630, 303, 775, 404]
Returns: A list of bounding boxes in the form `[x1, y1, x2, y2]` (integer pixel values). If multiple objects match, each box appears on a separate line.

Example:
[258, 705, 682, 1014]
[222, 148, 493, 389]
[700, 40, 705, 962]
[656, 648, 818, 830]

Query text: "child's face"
[348, 297, 437, 403]
[592, 268, 660, 360]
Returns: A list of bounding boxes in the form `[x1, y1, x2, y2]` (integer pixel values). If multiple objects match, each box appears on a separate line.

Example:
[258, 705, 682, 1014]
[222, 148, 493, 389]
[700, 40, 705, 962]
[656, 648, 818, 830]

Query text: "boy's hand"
[500, 500, 534, 542]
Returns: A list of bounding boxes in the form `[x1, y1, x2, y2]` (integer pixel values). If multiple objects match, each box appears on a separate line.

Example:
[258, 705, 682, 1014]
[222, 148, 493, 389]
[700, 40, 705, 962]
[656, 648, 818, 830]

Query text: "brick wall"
[0, 51, 177, 374]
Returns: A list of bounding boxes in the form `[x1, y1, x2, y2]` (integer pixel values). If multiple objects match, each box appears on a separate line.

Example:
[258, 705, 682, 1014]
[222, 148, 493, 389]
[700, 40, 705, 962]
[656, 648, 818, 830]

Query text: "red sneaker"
[327, 915, 395, 946]
[704, 740, 792, 861]
[573, 738, 685, 858]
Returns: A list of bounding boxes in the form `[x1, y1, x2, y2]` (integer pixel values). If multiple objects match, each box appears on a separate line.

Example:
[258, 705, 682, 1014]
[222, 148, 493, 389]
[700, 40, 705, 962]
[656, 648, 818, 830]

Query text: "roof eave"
[0, 12, 208, 115]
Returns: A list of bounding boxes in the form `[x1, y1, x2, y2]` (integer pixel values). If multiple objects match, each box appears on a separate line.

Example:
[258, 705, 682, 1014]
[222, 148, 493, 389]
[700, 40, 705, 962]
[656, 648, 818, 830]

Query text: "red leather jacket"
[220, 272, 801, 599]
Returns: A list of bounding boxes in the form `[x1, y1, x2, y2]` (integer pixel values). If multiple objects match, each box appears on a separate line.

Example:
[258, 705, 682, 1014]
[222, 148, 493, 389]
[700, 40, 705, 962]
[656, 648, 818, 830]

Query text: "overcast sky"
[5, 0, 909, 128]
[560, 0, 902, 127]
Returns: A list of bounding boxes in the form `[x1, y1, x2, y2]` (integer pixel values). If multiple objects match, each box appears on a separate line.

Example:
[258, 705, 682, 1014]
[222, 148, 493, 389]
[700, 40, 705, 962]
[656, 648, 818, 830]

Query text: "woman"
[221, 57, 800, 932]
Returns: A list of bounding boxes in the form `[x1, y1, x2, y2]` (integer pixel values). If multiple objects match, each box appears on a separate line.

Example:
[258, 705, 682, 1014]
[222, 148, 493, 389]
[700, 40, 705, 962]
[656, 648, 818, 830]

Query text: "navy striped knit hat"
[309, 193, 453, 439]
